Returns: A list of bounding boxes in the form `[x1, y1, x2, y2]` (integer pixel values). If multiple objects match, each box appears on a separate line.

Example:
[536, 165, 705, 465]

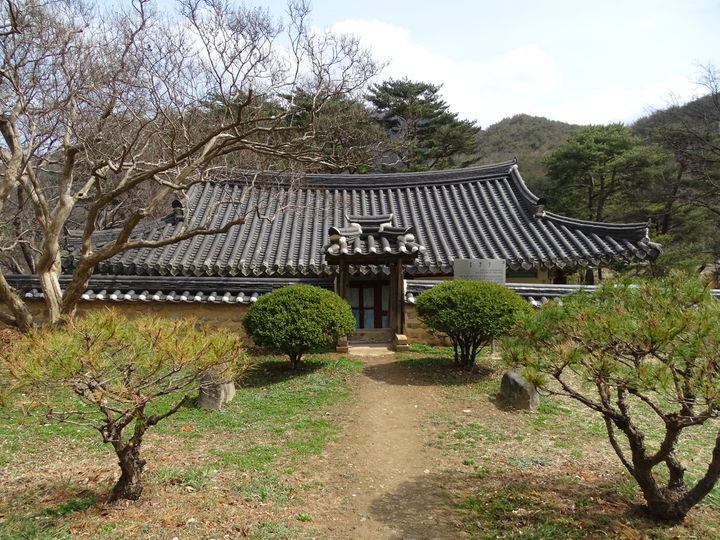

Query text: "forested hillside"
[472, 76, 719, 277]
[475, 114, 582, 193]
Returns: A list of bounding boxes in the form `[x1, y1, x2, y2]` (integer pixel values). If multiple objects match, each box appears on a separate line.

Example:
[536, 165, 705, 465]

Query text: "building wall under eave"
[506, 269, 550, 283]
[5, 299, 252, 340]
[6, 300, 475, 349]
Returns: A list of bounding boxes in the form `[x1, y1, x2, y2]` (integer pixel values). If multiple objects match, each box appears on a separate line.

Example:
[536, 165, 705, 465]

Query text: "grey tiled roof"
[64, 160, 660, 277]
[406, 280, 597, 307]
[404, 280, 720, 306]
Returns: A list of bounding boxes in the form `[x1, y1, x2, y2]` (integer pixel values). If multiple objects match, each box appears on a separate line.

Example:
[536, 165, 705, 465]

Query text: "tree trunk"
[643, 486, 692, 523]
[110, 444, 146, 501]
[38, 267, 63, 325]
[660, 181, 681, 235]
[459, 339, 474, 370]
[37, 246, 63, 325]
[14, 186, 37, 273]
[0, 273, 34, 332]
[60, 261, 95, 318]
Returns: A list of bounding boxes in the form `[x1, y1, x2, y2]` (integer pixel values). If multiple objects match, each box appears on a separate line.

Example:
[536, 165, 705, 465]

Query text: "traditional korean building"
[11, 160, 661, 347]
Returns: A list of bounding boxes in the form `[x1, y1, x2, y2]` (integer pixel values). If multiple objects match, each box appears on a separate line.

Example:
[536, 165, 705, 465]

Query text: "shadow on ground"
[0, 481, 104, 537]
[366, 470, 467, 539]
[365, 469, 692, 539]
[239, 358, 324, 388]
[363, 356, 495, 387]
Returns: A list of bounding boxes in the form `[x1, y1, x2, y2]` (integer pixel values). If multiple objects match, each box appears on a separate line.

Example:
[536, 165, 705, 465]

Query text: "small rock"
[199, 379, 236, 410]
[500, 370, 539, 410]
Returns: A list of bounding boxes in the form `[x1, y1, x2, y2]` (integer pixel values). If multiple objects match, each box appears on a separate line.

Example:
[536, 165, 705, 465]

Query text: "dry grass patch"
[0, 354, 361, 539]
[398, 344, 720, 539]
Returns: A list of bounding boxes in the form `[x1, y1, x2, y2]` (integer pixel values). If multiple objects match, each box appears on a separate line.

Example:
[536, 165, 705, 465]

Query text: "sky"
[259, 0, 720, 128]
[140, 0, 720, 128]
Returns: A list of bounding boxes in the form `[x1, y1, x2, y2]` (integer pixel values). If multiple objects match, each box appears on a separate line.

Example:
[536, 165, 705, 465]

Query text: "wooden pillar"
[388, 257, 405, 335]
[389, 259, 397, 334]
[335, 260, 351, 353]
[336, 260, 349, 301]
[397, 258, 405, 334]
[391, 257, 408, 350]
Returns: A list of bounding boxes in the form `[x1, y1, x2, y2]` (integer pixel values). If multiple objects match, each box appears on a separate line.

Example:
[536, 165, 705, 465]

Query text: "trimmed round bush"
[415, 280, 530, 369]
[242, 284, 355, 368]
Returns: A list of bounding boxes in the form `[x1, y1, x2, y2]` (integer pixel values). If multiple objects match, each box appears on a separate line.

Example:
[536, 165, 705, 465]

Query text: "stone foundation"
[403, 304, 451, 346]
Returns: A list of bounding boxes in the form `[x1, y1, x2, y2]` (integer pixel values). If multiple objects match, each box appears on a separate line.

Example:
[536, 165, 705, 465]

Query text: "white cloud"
[544, 77, 700, 125]
[329, 18, 705, 127]
[330, 19, 562, 127]
[633, 14, 665, 28]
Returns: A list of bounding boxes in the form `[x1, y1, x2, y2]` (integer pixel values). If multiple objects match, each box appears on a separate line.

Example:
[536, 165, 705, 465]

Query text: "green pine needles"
[505, 273, 720, 522]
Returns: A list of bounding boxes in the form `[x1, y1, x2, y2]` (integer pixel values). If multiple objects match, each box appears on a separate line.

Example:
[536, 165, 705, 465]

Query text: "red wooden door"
[348, 282, 389, 329]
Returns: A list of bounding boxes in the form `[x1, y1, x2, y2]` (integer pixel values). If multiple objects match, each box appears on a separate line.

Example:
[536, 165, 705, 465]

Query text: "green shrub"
[415, 280, 530, 369]
[243, 285, 355, 368]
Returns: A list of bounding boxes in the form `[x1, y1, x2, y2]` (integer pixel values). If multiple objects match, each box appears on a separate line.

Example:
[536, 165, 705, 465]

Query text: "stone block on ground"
[393, 333, 409, 351]
[198, 371, 236, 410]
[500, 370, 539, 410]
[336, 335, 349, 353]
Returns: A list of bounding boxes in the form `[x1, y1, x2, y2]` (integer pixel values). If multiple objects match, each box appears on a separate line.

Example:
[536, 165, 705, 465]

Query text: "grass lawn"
[398, 343, 720, 540]
[2, 340, 720, 539]
[0, 354, 362, 539]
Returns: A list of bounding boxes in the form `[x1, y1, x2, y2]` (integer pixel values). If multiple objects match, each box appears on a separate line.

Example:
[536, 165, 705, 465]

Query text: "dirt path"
[308, 352, 464, 540]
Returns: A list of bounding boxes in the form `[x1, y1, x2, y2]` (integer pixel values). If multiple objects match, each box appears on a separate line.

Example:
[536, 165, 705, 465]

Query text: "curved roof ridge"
[542, 212, 649, 232]
[507, 164, 650, 239]
[305, 159, 517, 181]
[209, 160, 518, 189]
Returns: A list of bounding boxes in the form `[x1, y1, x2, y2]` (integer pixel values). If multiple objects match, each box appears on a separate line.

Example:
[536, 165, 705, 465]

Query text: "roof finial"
[171, 199, 185, 223]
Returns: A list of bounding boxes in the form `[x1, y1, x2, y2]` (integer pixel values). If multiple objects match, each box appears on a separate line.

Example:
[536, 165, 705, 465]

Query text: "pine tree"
[366, 78, 479, 170]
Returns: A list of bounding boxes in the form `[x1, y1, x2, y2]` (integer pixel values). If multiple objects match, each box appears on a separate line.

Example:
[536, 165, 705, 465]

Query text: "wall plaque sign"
[453, 259, 506, 284]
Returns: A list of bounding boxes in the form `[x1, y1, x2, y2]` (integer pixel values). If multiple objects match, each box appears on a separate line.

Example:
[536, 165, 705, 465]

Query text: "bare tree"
[0, 0, 379, 331]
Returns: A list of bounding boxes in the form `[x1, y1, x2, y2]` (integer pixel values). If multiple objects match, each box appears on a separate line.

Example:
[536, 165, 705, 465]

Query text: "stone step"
[349, 328, 394, 345]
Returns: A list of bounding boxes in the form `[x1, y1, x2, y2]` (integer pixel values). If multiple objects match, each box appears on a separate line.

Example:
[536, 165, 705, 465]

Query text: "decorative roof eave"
[507, 165, 653, 241]
[6, 275, 335, 305]
[324, 212, 425, 267]
[326, 252, 421, 266]
[403, 243, 661, 275]
[13, 275, 715, 306]
[83, 239, 659, 279]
